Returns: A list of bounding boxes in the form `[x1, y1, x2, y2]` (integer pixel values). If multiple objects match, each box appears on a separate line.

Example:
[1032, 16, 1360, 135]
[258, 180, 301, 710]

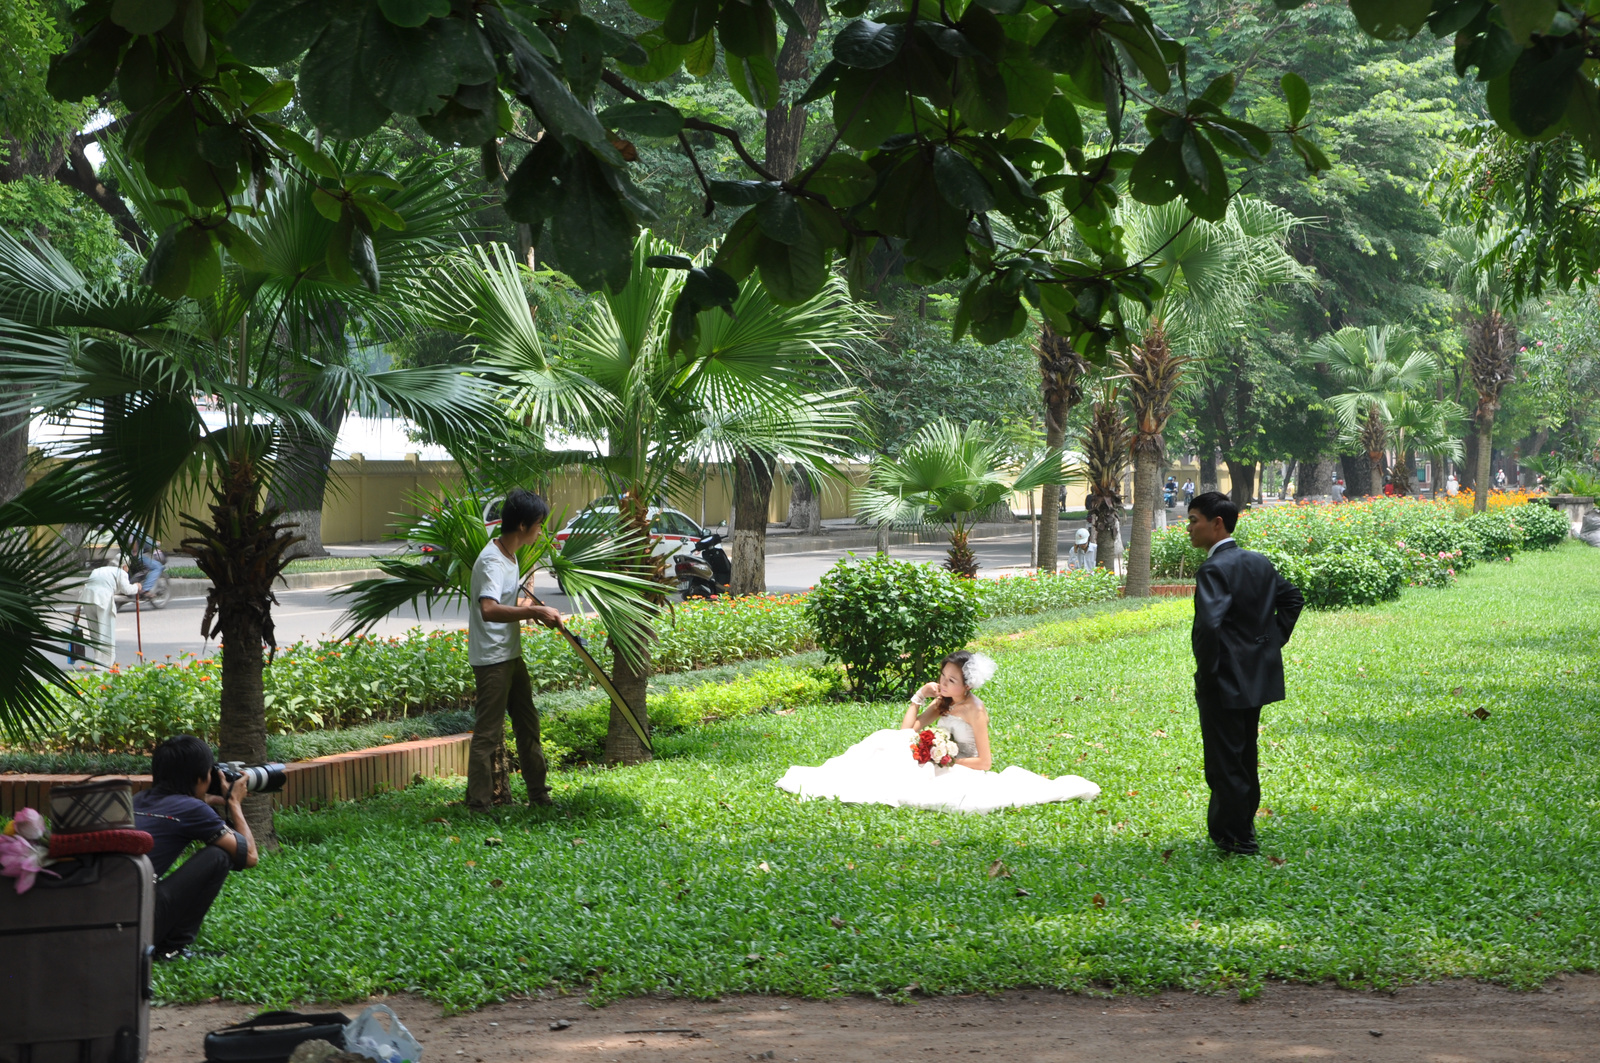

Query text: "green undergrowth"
[149, 544, 1600, 1009]
[165, 556, 418, 580]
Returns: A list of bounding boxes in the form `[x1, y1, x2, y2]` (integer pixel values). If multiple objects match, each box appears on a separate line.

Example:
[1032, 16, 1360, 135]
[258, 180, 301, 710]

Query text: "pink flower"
[0, 834, 56, 894]
[12, 807, 45, 841]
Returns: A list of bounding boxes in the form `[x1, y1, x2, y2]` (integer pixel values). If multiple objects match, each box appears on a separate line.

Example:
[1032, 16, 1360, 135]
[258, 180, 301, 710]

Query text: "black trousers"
[153, 845, 231, 952]
[1196, 699, 1262, 847]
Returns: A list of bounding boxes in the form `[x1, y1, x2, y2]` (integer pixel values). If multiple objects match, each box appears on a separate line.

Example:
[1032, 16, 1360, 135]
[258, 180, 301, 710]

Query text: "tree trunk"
[1090, 502, 1119, 572]
[1368, 453, 1386, 498]
[1199, 449, 1219, 494]
[1393, 449, 1415, 496]
[786, 469, 822, 534]
[0, 381, 27, 505]
[265, 395, 344, 558]
[215, 591, 276, 848]
[1341, 454, 1367, 498]
[1224, 458, 1255, 509]
[730, 450, 774, 594]
[1460, 433, 1478, 493]
[1475, 421, 1493, 512]
[604, 645, 652, 765]
[1125, 449, 1157, 596]
[1281, 458, 1296, 501]
[875, 520, 888, 555]
[1036, 396, 1068, 572]
[762, 0, 824, 180]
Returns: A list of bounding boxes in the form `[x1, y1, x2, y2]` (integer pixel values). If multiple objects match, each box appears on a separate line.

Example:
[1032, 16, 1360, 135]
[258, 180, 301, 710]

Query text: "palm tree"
[1304, 326, 1438, 497]
[0, 167, 499, 840]
[425, 237, 865, 764]
[1115, 198, 1310, 596]
[853, 419, 1074, 576]
[1433, 225, 1519, 510]
[1079, 384, 1131, 571]
[1386, 392, 1466, 495]
[1035, 323, 1087, 572]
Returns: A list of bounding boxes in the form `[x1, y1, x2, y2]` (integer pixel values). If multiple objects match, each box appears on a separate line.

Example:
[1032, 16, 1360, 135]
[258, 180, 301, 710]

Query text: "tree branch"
[602, 71, 779, 182]
[54, 139, 149, 254]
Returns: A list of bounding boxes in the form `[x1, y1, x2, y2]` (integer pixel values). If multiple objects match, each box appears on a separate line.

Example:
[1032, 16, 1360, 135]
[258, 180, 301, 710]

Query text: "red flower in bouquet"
[910, 727, 957, 767]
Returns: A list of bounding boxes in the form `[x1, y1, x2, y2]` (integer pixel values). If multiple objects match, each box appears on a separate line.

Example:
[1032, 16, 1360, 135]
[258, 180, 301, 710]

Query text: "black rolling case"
[0, 853, 154, 1063]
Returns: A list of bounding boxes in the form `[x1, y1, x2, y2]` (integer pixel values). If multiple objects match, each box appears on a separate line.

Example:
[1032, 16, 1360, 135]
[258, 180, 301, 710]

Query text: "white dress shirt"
[1207, 536, 1236, 558]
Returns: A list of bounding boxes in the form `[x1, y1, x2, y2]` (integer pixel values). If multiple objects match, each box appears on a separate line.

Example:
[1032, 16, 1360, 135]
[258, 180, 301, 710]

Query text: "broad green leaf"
[1281, 71, 1309, 125]
[1508, 44, 1583, 136]
[904, 196, 969, 275]
[1180, 131, 1227, 220]
[512, 43, 622, 163]
[197, 125, 243, 168]
[598, 101, 685, 137]
[628, 0, 674, 17]
[140, 224, 190, 298]
[664, 0, 720, 45]
[684, 31, 717, 76]
[833, 67, 907, 149]
[229, 0, 335, 65]
[708, 179, 781, 205]
[563, 16, 608, 101]
[1042, 93, 1082, 151]
[932, 145, 996, 212]
[755, 228, 826, 305]
[728, 53, 781, 110]
[181, 0, 207, 66]
[754, 192, 805, 244]
[111, 0, 176, 35]
[377, 0, 451, 28]
[49, 21, 127, 102]
[326, 212, 358, 286]
[361, 11, 494, 116]
[711, 208, 762, 281]
[1566, 78, 1600, 159]
[1429, 0, 1487, 36]
[180, 227, 221, 299]
[719, 0, 776, 59]
[833, 19, 906, 69]
[504, 137, 564, 224]
[1129, 137, 1183, 204]
[804, 153, 875, 207]
[353, 194, 407, 231]
[140, 103, 198, 190]
[954, 57, 1009, 132]
[243, 80, 295, 116]
[254, 120, 341, 179]
[416, 82, 501, 145]
[1199, 71, 1235, 107]
[1498, 0, 1558, 43]
[349, 226, 380, 292]
[619, 30, 685, 81]
[215, 220, 265, 272]
[311, 187, 344, 222]
[1101, 20, 1170, 95]
[770, 0, 806, 37]
[549, 151, 636, 291]
[300, 13, 393, 138]
[117, 39, 163, 111]
[796, 59, 842, 104]
[682, 264, 740, 309]
[1348, 0, 1430, 39]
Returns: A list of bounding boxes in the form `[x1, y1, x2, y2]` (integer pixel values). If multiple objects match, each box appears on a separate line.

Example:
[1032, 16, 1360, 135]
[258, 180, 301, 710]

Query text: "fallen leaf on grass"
[1473, 706, 1490, 720]
[484, 836, 502, 847]
[829, 915, 846, 928]
[1150, 730, 1168, 738]
[1257, 808, 1274, 817]
[1161, 849, 1174, 863]
[757, 861, 771, 872]
[430, 818, 450, 825]
[1015, 888, 1031, 897]
[1268, 856, 1286, 866]
[490, 878, 504, 888]
[465, 860, 477, 868]
[571, 838, 585, 846]
[1451, 686, 1463, 697]
[1091, 893, 1106, 909]
[987, 860, 1011, 879]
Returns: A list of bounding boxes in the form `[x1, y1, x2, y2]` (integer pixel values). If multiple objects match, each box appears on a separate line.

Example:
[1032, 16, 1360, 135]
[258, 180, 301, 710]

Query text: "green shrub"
[1398, 522, 1479, 573]
[805, 554, 979, 700]
[1518, 502, 1572, 550]
[1151, 526, 1207, 578]
[970, 568, 1122, 617]
[650, 594, 814, 671]
[1463, 509, 1526, 560]
[1264, 544, 1406, 610]
[538, 664, 846, 765]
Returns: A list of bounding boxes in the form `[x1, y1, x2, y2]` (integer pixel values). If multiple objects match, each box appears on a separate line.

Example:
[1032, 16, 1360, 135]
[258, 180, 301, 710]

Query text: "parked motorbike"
[674, 531, 731, 600]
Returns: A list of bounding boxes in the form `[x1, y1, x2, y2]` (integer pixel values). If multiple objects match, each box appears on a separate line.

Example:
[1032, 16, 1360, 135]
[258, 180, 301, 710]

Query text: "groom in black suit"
[1186, 492, 1304, 855]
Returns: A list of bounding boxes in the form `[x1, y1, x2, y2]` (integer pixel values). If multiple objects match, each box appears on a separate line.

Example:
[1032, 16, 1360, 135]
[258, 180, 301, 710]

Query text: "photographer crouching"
[133, 735, 263, 960]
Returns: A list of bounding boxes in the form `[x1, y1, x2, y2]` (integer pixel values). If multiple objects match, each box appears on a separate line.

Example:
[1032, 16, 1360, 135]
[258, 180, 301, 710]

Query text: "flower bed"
[1150, 497, 1566, 609]
[970, 567, 1122, 616]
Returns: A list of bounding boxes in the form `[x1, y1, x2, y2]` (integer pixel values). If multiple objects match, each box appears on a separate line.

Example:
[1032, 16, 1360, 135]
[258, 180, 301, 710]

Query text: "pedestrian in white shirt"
[75, 562, 138, 667]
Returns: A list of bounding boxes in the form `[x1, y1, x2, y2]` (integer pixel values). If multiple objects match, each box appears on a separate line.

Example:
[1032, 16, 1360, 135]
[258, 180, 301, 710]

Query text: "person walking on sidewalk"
[467, 488, 562, 811]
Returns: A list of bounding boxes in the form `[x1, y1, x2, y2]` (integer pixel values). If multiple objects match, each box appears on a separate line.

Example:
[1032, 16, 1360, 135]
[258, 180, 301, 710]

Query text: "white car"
[554, 505, 708, 559]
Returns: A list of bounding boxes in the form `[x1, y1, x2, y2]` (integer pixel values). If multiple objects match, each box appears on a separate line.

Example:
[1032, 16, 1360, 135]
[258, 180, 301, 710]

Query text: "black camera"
[211, 761, 287, 795]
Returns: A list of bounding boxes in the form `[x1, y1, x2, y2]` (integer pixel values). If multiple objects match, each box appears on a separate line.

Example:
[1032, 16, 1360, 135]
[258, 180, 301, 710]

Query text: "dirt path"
[149, 975, 1598, 1062]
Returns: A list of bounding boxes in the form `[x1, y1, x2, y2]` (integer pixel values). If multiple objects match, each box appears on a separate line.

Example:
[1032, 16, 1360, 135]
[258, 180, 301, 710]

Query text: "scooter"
[116, 556, 172, 610]
[1163, 486, 1177, 508]
[674, 531, 731, 600]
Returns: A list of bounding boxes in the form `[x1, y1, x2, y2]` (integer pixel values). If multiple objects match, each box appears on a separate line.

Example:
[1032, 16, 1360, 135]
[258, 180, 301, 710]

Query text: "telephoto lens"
[220, 761, 288, 793]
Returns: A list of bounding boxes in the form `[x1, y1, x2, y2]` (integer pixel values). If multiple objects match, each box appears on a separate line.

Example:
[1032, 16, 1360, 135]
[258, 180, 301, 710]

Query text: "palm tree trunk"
[1475, 420, 1493, 512]
[1368, 453, 1385, 497]
[1036, 397, 1067, 572]
[786, 469, 822, 534]
[945, 526, 977, 577]
[605, 645, 652, 765]
[730, 450, 773, 594]
[216, 592, 276, 847]
[0, 383, 26, 505]
[1126, 448, 1157, 596]
[1089, 498, 1119, 571]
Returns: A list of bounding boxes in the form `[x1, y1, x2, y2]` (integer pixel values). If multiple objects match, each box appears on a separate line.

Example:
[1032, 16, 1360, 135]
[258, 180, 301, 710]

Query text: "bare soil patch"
[150, 975, 1599, 1062]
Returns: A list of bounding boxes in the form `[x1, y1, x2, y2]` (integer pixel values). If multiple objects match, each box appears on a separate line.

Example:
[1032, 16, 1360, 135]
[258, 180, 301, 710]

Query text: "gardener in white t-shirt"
[467, 488, 562, 811]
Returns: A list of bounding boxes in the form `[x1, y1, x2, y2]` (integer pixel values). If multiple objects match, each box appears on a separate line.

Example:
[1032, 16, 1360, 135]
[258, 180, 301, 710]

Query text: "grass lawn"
[165, 556, 419, 579]
[156, 544, 1600, 1009]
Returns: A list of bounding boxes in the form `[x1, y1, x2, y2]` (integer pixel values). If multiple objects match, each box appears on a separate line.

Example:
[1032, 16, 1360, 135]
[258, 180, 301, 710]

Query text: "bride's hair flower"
[962, 652, 998, 690]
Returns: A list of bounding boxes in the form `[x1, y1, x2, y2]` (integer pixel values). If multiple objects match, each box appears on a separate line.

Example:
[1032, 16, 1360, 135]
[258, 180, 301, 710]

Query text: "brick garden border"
[0, 733, 470, 819]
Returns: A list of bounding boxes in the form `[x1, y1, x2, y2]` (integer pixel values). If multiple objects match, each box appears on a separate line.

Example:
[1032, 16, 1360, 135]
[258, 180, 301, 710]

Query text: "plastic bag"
[343, 1005, 422, 1063]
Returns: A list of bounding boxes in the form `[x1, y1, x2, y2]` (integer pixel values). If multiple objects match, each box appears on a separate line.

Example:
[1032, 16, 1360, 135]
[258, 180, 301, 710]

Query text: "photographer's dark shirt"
[133, 790, 229, 876]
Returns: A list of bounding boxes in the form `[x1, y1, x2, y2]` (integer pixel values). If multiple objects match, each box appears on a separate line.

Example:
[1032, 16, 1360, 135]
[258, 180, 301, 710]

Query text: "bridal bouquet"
[911, 727, 959, 768]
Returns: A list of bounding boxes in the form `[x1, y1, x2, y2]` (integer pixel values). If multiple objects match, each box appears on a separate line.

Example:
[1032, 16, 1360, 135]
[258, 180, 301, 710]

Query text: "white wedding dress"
[775, 713, 1100, 814]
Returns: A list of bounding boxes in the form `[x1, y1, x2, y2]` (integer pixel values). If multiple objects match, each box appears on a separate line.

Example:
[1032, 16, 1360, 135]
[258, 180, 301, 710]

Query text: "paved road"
[70, 531, 1068, 666]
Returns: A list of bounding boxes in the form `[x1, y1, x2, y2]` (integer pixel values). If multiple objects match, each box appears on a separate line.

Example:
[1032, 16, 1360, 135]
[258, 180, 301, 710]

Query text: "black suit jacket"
[1191, 540, 1305, 709]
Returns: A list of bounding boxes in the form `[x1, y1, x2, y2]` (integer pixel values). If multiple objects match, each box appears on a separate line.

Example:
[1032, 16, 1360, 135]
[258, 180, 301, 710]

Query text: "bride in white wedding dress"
[775, 651, 1100, 814]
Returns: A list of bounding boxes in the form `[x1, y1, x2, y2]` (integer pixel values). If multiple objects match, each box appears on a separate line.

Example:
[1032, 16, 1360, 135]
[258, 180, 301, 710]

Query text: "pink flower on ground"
[12, 807, 45, 841]
[0, 834, 56, 894]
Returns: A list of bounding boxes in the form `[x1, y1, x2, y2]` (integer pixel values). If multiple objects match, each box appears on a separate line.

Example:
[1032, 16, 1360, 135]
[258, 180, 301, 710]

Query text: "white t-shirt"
[468, 540, 523, 667]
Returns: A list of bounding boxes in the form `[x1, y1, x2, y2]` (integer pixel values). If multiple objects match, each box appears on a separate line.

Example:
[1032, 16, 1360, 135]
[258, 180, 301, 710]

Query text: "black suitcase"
[0, 853, 154, 1063]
